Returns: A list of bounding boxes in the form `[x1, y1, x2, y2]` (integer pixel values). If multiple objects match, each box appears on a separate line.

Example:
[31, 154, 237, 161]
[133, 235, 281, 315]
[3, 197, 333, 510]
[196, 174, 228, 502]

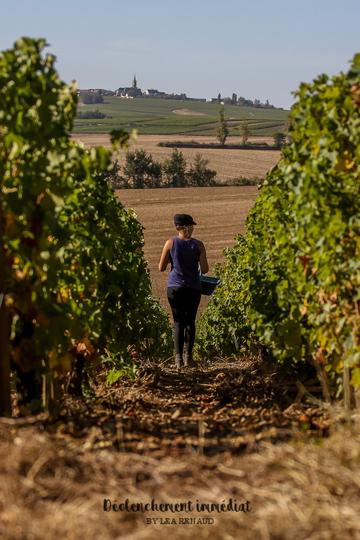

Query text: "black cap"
[174, 214, 197, 226]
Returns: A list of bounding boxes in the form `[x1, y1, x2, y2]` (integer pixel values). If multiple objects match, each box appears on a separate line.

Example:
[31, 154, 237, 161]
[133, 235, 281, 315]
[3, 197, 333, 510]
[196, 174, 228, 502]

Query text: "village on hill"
[78, 75, 281, 109]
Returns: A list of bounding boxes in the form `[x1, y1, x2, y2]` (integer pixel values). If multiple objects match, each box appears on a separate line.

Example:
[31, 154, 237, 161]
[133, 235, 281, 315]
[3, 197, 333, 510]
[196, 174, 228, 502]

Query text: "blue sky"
[0, 0, 359, 108]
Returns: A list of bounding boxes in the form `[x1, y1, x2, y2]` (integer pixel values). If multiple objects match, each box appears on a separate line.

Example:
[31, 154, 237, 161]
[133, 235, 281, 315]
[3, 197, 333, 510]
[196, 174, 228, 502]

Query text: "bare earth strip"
[72, 134, 281, 181]
[172, 108, 207, 116]
[117, 186, 258, 311]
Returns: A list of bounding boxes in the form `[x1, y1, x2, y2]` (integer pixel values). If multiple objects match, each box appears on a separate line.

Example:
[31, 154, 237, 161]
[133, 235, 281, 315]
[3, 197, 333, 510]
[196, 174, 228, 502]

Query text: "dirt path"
[55, 357, 329, 456]
[2, 359, 360, 540]
[3, 358, 329, 457]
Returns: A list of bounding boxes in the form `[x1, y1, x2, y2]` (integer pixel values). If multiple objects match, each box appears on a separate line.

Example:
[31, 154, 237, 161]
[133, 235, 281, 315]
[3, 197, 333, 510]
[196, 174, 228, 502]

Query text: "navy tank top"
[167, 236, 201, 290]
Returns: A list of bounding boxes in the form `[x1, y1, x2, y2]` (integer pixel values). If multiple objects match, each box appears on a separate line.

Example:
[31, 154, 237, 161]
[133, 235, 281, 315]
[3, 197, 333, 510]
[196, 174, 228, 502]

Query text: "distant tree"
[81, 92, 104, 104]
[240, 121, 250, 145]
[162, 149, 188, 187]
[187, 154, 217, 187]
[123, 149, 162, 188]
[232, 93, 238, 105]
[148, 161, 162, 188]
[104, 160, 128, 189]
[216, 105, 229, 146]
[273, 132, 287, 148]
[217, 92, 221, 103]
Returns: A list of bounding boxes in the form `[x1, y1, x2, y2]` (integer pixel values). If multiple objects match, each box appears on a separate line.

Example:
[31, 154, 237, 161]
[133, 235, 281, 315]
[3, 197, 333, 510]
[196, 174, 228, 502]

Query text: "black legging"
[167, 286, 201, 356]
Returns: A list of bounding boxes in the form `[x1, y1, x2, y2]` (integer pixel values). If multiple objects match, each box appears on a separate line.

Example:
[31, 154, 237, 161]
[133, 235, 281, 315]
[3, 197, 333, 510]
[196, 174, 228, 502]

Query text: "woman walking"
[159, 214, 209, 368]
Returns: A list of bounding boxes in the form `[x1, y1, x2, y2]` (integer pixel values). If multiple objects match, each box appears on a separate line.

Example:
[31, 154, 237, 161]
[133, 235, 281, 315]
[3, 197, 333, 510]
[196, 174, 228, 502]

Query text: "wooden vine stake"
[343, 362, 351, 416]
[42, 359, 60, 417]
[0, 203, 12, 417]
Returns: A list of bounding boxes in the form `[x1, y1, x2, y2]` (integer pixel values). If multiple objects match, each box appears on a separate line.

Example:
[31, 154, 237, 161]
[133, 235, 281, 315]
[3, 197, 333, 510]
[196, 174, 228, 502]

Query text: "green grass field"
[73, 97, 289, 135]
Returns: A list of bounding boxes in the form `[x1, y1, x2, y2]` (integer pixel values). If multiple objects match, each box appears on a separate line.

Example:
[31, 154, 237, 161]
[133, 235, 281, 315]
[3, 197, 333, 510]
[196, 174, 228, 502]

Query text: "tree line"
[106, 149, 217, 189]
[76, 109, 107, 119]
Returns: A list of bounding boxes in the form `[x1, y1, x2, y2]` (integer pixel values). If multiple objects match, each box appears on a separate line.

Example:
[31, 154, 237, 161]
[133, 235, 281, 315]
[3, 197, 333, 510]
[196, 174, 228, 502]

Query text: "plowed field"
[72, 134, 281, 181]
[116, 186, 258, 310]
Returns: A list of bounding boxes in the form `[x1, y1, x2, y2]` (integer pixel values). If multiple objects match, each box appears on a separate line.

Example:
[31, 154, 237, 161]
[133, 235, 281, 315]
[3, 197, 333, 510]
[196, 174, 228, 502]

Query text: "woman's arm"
[199, 242, 209, 274]
[158, 239, 172, 272]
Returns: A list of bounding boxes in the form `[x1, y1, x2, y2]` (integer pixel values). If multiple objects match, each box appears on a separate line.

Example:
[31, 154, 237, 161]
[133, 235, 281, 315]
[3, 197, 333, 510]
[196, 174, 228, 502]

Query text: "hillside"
[73, 97, 289, 135]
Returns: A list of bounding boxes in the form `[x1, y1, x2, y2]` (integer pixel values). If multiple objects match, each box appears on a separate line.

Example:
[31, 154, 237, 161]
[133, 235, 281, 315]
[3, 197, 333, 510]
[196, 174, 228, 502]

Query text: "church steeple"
[132, 75, 137, 88]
